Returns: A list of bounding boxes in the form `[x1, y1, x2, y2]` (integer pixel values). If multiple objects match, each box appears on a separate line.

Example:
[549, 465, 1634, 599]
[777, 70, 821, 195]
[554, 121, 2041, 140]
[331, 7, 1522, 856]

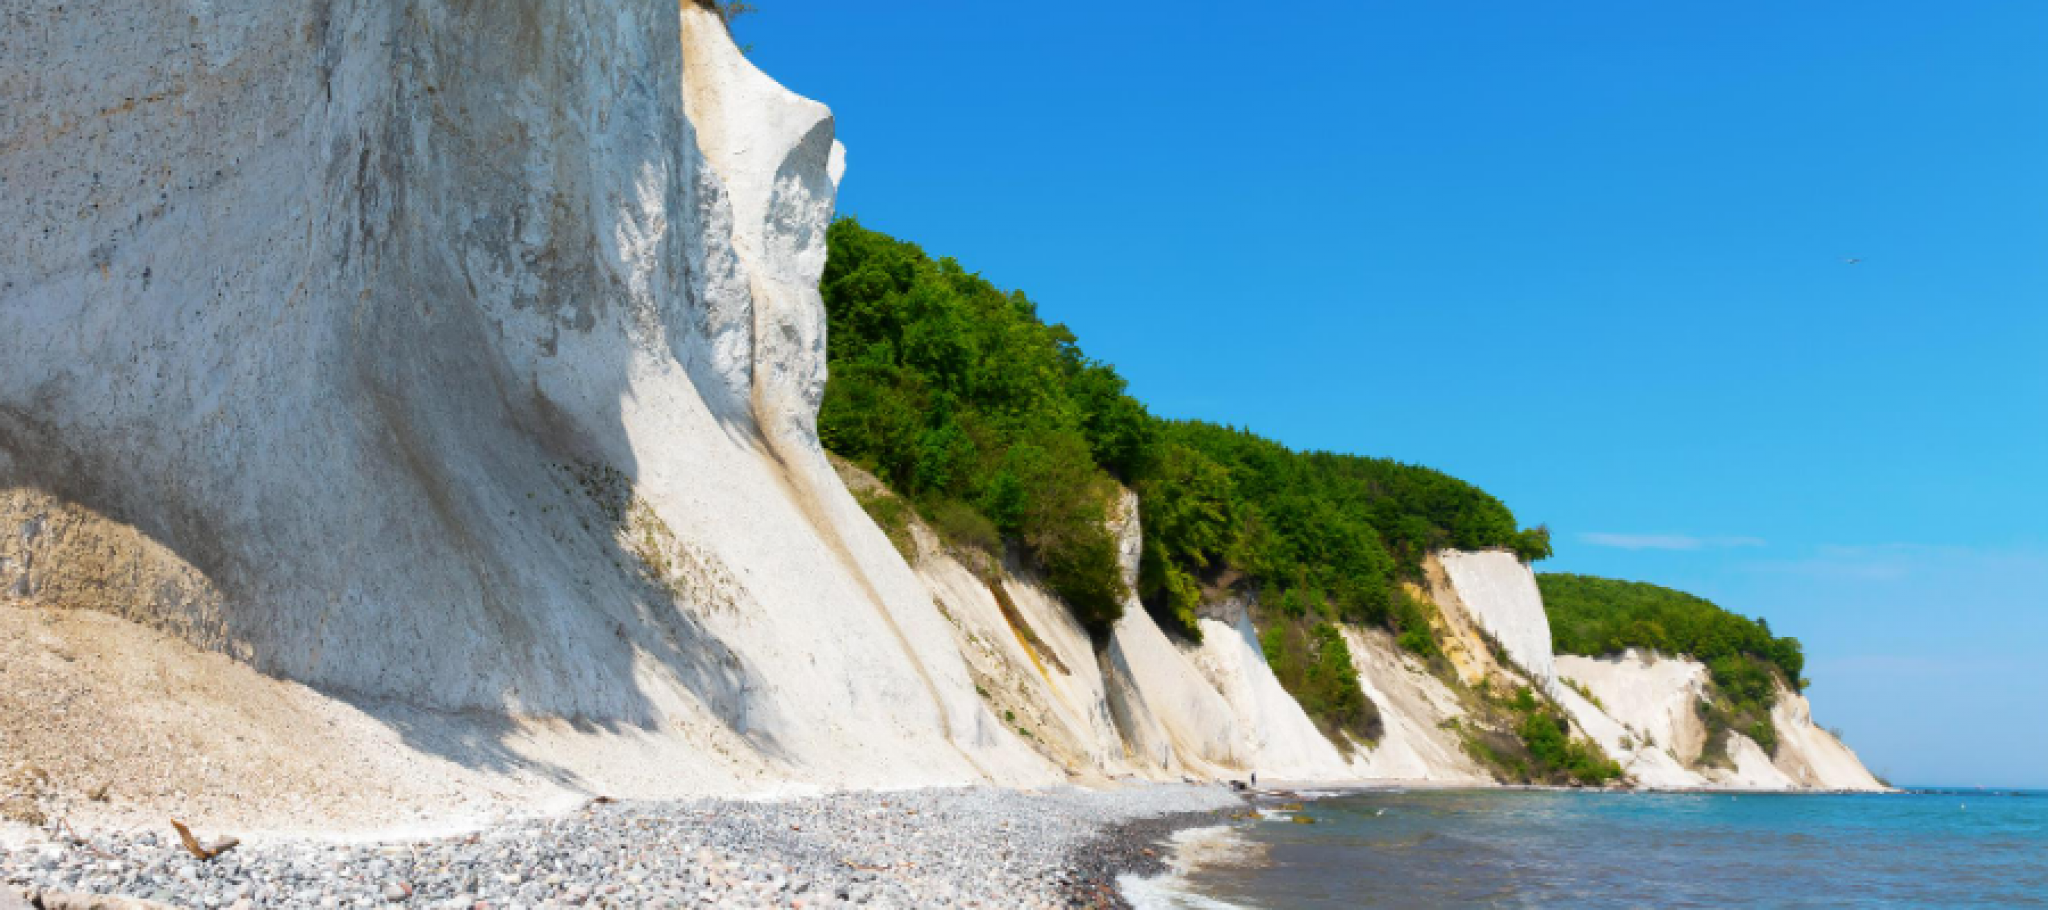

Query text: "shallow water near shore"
[1127, 788, 2048, 908]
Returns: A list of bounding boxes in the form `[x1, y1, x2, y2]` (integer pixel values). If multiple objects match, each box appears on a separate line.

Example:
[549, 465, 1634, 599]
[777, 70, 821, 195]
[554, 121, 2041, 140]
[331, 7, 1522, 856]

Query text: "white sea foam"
[1118, 825, 1261, 910]
[1119, 875, 1252, 910]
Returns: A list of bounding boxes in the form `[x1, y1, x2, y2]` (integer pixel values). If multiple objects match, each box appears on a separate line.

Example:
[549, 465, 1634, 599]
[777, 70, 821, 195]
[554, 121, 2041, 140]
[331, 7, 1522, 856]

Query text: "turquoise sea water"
[1135, 789, 2048, 908]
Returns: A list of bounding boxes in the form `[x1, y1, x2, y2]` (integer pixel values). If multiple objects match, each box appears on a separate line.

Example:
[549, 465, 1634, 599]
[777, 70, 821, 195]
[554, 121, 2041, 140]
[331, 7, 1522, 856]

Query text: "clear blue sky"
[743, 2, 2048, 788]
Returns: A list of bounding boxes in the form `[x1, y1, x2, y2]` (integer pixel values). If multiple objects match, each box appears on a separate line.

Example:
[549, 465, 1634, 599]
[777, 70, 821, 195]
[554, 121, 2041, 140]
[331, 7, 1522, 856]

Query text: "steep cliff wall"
[1436, 560, 1884, 792]
[1339, 627, 1491, 782]
[1555, 651, 1713, 788]
[3, 0, 1404, 822]
[1769, 689, 1886, 790]
[0, 0, 1052, 815]
[1185, 603, 1367, 781]
[1435, 550, 1559, 697]
[1557, 650, 1885, 791]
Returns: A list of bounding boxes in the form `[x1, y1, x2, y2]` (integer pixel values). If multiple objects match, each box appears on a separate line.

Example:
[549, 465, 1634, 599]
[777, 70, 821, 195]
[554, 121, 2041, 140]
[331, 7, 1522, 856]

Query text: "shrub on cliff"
[1517, 707, 1624, 785]
[1461, 685, 1623, 786]
[1511, 525, 1555, 562]
[693, 0, 756, 26]
[1261, 620, 1382, 747]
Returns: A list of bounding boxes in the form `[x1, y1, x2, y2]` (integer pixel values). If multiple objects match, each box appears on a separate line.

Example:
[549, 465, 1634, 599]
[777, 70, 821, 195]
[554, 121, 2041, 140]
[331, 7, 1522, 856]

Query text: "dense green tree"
[1538, 574, 1805, 689]
[1136, 441, 1237, 638]
[820, 220, 1135, 629]
[820, 216, 1552, 653]
[1136, 420, 1542, 631]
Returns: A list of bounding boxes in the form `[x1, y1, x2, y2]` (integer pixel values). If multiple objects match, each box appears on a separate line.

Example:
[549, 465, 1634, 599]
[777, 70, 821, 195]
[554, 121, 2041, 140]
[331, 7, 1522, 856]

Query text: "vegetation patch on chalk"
[1258, 607, 1383, 748]
[1458, 683, 1623, 786]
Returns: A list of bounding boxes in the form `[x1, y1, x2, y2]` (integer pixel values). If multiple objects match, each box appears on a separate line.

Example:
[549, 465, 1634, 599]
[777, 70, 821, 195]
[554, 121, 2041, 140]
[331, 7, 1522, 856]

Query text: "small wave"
[1166, 826, 1265, 871]
[1120, 873, 1254, 910]
[1119, 826, 1262, 910]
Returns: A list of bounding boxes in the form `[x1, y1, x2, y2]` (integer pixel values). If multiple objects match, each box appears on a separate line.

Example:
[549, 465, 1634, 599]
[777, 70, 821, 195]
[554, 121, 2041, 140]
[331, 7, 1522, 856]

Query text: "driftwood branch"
[168, 820, 238, 861]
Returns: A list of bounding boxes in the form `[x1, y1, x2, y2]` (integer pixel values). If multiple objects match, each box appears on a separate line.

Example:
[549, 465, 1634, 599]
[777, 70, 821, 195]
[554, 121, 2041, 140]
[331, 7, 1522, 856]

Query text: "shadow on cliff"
[303, 0, 811, 786]
[0, 0, 821, 795]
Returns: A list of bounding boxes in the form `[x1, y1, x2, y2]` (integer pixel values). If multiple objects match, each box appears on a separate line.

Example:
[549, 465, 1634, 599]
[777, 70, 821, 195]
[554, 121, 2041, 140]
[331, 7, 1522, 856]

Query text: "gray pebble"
[0, 785, 1239, 910]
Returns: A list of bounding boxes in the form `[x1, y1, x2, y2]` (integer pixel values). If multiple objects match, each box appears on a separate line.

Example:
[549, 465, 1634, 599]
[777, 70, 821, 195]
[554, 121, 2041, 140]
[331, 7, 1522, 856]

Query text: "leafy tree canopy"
[1538, 573, 1805, 690]
[819, 219, 1135, 629]
[819, 217, 1550, 641]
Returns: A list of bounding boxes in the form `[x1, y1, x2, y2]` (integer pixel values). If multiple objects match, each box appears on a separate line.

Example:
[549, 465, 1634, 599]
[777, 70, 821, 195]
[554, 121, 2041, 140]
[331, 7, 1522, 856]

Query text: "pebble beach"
[1, 785, 1244, 910]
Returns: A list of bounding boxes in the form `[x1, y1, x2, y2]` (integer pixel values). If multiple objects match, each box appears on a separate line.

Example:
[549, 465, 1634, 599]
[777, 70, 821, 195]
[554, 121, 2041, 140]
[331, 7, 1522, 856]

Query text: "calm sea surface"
[1127, 788, 2048, 908]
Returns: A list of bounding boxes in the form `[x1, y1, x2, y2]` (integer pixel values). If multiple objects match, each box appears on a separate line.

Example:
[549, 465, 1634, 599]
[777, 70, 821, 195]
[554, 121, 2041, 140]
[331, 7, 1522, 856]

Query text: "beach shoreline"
[1, 784, 1247, 909]
[1, 777, 1922, 908]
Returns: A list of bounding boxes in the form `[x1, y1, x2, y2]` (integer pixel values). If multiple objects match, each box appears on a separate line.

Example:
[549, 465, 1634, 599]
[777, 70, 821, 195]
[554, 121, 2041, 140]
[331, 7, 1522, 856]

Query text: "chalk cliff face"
[1553, 651, 1711, 788]
[1435, 550, 1560, 698]
[1557, 650, 1884, 791]
[0, 1, 1882, 828]
[1339, 626, 1491, 782]
[1769, 688, 1886, 791]
[1, 0, 1046, 796]
[1418, 557, 1884, 791]
[901, 480, 1368, 783]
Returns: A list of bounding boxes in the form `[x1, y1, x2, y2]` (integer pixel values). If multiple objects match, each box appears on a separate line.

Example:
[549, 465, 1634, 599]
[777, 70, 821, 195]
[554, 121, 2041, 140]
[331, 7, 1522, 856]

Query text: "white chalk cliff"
[0, 1, 1882, 831]
[1437, 550, 1561, 698]
[1, 0, 1050, 815]
[1557, 650, 1884, 791]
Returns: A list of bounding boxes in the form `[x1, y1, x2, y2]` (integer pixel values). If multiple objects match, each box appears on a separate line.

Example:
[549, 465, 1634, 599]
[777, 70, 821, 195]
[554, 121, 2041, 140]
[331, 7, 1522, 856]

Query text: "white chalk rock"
[1709, 733, 1799, 790]
[1185, 603, 1360, 781]
[1339, 627, 1492, 782]
[1557, 650, 1884, 791]
[1105, 598, 1228, 774]
[1551, 669, 1707, 789]
[1768, 686, 1888, 791]
[1438, 550, 1559, 697]
[0, 0, 1050, 793]
[1557, 650, 1713, 765]
[908, 515, 1130, 774]
[1098, 493, 1242, 773]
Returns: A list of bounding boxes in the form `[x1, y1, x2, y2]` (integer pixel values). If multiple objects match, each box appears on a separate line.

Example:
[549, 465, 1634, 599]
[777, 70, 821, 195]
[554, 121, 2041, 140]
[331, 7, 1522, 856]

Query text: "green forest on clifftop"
[816, 218, 1561, 747]
[818, 218, 1551, 634]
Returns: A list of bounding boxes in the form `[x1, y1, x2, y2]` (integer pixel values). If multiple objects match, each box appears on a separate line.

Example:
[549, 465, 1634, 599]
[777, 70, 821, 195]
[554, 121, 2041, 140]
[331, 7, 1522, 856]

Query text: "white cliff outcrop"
[1558, 652, 1713, 765]
[1436, 550, 1560, 697]
[1769, 689, 1886, 791]
[1436, 560, 1885, 792]
[1339, 627, 1491, 782]
[1558, 650, 1885, 791]
[1555, 651, 1714, 788]
[2, 0, 1051, 824]
[1551, 681, 1703, 788]
[1185, 603, 1364, 781]
[1095, 491, 1244, 775]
